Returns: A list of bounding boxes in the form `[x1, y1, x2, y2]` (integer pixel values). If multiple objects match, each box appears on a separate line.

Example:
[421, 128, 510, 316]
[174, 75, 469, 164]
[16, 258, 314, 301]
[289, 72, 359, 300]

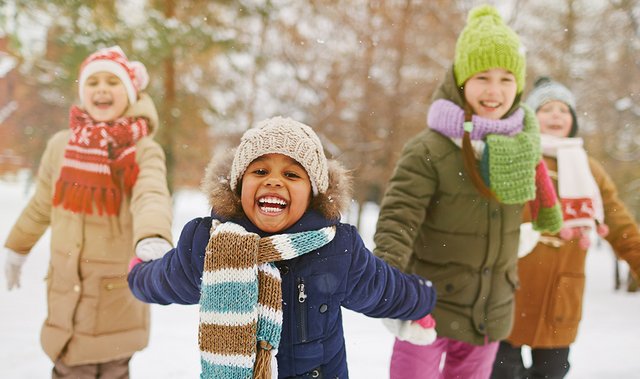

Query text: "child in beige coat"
[3, 46, 173, 378]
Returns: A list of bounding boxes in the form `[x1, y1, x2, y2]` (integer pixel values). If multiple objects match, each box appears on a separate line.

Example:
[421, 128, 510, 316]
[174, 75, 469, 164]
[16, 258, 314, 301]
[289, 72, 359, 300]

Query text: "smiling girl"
[3, 46, 173, 378]
[127, 116, 437, 378]
[373, 5, 562, 379]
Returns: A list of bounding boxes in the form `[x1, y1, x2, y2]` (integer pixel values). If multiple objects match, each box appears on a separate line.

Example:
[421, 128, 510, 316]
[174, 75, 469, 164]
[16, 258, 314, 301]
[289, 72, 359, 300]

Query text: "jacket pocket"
[431, 270, 476, 306]
[95, 276, 147, 335]
[295, 273, 334, 344]
[548, 273, 585, 328]
[296, 277, 309, 343]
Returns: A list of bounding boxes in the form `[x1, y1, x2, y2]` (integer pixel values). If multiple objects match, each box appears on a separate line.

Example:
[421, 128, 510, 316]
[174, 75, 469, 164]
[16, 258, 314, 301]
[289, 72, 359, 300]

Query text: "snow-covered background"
[1, 174, 639, 378]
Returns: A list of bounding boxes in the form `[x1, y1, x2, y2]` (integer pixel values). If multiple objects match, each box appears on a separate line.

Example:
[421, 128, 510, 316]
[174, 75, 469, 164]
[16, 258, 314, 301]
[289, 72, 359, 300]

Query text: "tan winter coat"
[507, 156, 640, 348]
[4, 93, 173, 365]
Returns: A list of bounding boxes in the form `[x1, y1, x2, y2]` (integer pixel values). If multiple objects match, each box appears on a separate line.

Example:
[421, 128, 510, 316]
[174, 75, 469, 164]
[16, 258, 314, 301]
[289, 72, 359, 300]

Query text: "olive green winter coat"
[5, 93, 173, 366]
[374, 68, 526, 345]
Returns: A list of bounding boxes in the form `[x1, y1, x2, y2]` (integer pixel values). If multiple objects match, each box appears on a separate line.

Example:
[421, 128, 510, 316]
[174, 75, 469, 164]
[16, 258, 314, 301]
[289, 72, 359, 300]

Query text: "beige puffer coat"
[4, 93, 173, 365]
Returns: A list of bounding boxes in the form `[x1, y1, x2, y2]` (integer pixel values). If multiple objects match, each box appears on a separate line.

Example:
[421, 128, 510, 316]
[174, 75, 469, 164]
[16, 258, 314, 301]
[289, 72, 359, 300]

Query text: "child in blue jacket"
[128, 116, 436, 378]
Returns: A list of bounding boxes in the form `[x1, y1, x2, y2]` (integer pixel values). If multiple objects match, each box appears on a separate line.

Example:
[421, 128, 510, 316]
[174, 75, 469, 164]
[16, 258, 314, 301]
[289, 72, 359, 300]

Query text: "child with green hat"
[373, 5, 562, 378]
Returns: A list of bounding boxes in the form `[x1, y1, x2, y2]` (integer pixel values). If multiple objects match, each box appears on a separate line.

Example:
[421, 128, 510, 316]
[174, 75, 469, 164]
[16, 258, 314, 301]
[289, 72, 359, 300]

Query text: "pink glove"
[128, 257, 143, 273]
[382, 314, 438, 346]
[415, 313, 436, 329]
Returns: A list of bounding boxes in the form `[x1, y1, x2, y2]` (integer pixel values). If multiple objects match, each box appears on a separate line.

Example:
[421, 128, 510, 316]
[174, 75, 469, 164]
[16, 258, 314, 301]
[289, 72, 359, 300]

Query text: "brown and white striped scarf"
[199, 220, 336, 379]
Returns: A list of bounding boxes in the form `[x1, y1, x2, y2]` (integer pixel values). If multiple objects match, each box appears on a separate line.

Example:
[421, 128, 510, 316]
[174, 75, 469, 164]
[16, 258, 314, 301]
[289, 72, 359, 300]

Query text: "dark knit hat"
[526, 77, 579, 137]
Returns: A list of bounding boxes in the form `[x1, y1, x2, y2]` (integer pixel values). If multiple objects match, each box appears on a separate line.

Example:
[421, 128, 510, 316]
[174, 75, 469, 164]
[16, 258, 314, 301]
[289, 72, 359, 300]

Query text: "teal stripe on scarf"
[257, 316, 282, 347]
[200, 282, 258, 313]
[288, 229, 332, 252]
[201, 361, 253, 379]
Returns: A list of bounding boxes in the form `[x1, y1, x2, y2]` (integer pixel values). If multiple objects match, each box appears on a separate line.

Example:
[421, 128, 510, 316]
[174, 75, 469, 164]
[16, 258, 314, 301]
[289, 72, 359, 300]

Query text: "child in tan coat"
[3, 46, 173, 378]
[491, 77, 640, 379]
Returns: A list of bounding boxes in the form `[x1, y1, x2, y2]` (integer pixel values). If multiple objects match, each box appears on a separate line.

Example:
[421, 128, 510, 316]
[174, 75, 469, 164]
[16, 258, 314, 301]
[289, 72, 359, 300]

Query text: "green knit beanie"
[454, 5, 526, 93]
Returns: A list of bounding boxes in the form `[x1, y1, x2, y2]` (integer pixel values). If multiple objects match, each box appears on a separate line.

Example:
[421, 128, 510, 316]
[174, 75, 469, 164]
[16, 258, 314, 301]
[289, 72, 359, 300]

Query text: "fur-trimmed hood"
[200, 149, 352, 222]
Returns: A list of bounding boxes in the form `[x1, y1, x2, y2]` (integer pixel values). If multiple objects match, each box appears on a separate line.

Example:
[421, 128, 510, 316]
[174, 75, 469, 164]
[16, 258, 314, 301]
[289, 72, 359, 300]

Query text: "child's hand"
[135, 237, 172, 261]
[415, 313, 436, 329]
[4, 248, 27, 290]
[559, 226, 594, 250]
[518, 222, 540, 258]
[382, 314, 438, 346]
[128, 256, 143, 273]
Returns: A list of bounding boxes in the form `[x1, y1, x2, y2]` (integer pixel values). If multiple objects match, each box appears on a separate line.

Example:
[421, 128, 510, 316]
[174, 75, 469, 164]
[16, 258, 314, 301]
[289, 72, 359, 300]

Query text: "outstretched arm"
[128, 217, 211, 305]
[342, 226, 436, 320]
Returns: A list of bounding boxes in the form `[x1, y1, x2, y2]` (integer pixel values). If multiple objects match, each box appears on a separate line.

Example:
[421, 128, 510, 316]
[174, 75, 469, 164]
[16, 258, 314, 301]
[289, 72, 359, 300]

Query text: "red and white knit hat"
[78, 45, 149, 105]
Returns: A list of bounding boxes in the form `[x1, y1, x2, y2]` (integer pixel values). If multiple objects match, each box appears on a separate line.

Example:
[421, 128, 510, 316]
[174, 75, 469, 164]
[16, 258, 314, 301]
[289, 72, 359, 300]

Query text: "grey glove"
[5, 248, 27, 290]
[135, 237, 173, 261]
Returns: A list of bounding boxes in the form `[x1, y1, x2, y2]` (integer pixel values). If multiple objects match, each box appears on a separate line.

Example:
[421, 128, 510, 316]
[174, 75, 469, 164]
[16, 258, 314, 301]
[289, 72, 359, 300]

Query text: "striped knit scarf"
[428, 99, 562, 233]
[199, 220, 336, 379]
[52, 106, 149, 215]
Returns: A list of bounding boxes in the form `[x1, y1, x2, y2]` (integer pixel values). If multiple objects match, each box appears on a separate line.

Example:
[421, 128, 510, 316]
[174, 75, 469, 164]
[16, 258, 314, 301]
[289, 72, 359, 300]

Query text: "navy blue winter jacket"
[128, 210, 436, 378]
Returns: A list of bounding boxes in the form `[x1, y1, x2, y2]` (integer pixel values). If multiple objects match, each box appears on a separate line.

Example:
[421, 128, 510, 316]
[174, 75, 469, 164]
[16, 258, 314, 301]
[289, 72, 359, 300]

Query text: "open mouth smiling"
[480, 100, 501, 109]
[93, 99, 113, 108]
[258, 196, 288, 214]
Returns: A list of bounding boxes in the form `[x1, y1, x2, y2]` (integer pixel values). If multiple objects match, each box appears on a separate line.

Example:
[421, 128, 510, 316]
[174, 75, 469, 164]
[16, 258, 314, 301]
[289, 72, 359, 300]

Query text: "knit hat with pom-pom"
[454, 5, 526, 93]
[230, 116, 329, 196]
[78, 45, 149, 105]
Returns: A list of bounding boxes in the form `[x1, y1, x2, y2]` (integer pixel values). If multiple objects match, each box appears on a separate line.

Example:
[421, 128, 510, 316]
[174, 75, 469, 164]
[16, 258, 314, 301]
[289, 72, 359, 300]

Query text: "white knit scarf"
[540, 134, 604, 228]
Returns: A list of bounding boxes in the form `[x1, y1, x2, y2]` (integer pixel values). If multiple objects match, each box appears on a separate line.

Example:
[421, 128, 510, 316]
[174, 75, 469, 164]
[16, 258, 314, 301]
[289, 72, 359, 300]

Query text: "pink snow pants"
[390, 336, 499, 379]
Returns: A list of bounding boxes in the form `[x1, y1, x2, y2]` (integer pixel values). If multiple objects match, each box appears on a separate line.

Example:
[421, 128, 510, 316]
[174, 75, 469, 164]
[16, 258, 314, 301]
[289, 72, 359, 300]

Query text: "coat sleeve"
[128, 217, 210, 305]
[130, 137, 173, 247]
[4, 132, 64, 253]
[342, 225, 436, 320]
[373, 134, 437, 271]
[590, 158, 640, 276]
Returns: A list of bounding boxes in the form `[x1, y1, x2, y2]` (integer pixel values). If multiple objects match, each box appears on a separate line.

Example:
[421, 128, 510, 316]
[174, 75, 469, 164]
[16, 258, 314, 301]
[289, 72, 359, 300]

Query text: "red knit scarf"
[52, 106, 149, 215]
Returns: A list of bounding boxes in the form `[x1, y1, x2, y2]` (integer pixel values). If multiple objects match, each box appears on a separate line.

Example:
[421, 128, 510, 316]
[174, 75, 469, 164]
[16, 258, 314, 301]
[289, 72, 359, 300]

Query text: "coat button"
[445, 283, 454, 293]
[279, 265, 289, 275]
[319, 304, 328, 313]
[478, 323, 485, 330]
[311, 369, 320, 378]
[482, 267, 490, 275]
[73, 285, 80, 292]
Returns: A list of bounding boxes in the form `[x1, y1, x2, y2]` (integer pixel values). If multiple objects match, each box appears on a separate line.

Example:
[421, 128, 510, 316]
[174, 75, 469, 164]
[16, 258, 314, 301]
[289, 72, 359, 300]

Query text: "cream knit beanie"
[229, 116, 329, 195]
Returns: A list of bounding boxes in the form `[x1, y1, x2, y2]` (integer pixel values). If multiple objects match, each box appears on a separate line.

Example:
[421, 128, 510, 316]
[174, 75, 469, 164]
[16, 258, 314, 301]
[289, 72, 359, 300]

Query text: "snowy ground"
[1, 176, 639, 378]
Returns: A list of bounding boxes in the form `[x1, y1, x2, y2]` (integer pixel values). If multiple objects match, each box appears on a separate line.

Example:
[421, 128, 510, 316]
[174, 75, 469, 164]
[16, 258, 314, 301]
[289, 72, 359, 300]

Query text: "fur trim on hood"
[201, 149, 352, 222]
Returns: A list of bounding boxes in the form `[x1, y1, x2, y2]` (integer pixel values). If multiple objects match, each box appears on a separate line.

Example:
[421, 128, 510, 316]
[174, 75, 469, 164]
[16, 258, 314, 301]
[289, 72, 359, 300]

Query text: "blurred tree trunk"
[154, 0, 177, 192]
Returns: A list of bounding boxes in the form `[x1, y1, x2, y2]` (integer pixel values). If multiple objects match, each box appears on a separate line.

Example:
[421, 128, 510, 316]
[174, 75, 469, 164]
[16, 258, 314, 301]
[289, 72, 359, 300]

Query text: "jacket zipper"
[297, 277, 308, 342]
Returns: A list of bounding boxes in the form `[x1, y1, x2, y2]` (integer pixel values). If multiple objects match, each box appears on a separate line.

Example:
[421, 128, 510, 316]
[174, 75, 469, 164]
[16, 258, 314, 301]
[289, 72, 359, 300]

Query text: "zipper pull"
[298, 282, 307, 303]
